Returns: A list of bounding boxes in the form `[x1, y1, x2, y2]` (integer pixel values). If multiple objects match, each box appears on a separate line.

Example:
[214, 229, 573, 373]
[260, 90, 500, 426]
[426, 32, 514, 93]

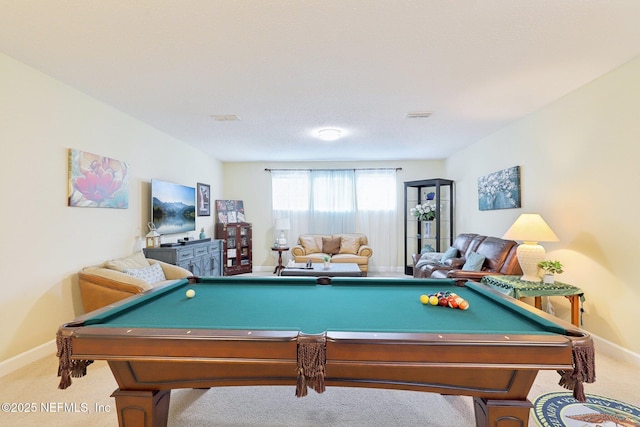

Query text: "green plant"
[322, 255, 331, 262]
[538, 260, 564, 275]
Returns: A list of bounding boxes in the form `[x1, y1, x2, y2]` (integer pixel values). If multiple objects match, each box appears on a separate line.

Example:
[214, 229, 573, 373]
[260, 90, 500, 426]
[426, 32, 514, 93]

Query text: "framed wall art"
[197, 182, 211, 216]
[477, 166, 521, 211]
[215, 200, 246, 224]
[68, 148, 129, 208]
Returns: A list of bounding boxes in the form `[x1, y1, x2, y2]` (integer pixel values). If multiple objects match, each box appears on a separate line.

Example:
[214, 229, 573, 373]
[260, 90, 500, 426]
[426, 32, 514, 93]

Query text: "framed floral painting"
[477, 166, 521, 211]
[68, 148, 129, 208]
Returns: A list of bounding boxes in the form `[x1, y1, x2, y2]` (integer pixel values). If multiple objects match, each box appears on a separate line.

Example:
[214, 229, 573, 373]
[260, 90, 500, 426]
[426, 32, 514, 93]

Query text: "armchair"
[78, 252, 191, 313]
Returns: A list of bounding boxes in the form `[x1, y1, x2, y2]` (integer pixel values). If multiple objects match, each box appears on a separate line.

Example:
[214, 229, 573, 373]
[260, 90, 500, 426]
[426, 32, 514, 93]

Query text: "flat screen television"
[151, 179, 196, 235]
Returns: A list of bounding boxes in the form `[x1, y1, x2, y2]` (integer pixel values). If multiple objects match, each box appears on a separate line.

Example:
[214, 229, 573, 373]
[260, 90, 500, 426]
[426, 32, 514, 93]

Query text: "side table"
[271, 246, 289, 275]
[480, 275, 585, 327]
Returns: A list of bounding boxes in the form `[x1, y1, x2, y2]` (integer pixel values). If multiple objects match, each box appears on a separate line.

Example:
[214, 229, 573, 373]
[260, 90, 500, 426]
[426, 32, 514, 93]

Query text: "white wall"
[222, 160, 446, 270]
[446, 55, 640, 355]
[0, 52, 222, 362]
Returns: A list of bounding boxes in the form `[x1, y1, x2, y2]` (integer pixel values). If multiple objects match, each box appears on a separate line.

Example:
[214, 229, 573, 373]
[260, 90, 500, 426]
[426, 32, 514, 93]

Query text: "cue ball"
[186, 289, 196, 298]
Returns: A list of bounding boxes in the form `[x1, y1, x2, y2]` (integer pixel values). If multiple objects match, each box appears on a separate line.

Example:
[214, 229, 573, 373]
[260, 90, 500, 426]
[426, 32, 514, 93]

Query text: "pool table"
[57, 276, 595, 427]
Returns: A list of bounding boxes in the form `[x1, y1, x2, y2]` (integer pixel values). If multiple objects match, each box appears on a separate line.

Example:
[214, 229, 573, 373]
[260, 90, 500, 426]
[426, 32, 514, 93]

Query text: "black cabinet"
[404, 179, 454, 275]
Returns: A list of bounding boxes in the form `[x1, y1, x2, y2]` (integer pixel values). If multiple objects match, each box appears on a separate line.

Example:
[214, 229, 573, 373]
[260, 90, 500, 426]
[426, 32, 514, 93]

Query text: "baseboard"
[0, 339, 56, 378]
[592, 333, 640, 368]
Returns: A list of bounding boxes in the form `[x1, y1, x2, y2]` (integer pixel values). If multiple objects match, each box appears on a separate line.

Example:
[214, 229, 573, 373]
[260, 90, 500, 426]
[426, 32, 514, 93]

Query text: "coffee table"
[281, 262, 362, 277]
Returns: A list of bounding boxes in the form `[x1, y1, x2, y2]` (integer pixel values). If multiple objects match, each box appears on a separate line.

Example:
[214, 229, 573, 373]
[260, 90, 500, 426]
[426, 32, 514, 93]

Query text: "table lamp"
[275, 218, 290, 247]
[502, 213, 559, 282]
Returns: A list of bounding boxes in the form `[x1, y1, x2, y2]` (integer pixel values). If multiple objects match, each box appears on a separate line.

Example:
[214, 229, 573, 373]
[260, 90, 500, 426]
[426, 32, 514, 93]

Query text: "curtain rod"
[265, 167, 402, 172]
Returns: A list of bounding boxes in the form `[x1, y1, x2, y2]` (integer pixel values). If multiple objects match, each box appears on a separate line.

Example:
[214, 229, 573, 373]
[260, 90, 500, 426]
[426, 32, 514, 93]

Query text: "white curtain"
[271, 168, 397, 271]
[355, 169, 398, 271]
[309, 169, 356, 234]
[271, 170, 309, 251]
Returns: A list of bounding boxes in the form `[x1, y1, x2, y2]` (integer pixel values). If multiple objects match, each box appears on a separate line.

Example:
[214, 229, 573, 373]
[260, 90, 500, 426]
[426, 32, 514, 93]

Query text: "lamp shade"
[503, 214, 559, 282]
[275, 218, 290, 231]
[502, 214, 559, 243]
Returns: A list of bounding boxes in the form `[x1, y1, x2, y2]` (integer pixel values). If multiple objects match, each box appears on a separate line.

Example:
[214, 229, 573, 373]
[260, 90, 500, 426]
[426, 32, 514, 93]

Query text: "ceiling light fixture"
[316, 128, 342, 141]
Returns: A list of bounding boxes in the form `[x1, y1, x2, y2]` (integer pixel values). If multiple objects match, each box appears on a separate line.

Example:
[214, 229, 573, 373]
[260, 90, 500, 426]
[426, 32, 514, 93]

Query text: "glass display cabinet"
[404, 179, 454, 275]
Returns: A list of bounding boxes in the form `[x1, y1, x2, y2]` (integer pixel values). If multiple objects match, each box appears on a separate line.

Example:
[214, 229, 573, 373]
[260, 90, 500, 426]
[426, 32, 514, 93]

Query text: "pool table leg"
[111, 389, 171, 427]
[473, 397, 533, 427]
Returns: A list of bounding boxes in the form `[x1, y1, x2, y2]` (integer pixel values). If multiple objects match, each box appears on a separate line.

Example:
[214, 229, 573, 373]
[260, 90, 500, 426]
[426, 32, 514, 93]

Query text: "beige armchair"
[78, 252, 191, 313]
[291, 233, 373, 276]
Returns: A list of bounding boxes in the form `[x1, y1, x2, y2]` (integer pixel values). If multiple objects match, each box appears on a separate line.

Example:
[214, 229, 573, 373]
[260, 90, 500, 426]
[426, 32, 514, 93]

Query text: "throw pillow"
[441, 246, 458, 262]
[322, 236, 341, 254]
[339, 235, 361, 254]
[462, 252, 485, 271]
[299, 235, 321, 254]
[124, 262, 166, 284]
[103, 252, 150, 272]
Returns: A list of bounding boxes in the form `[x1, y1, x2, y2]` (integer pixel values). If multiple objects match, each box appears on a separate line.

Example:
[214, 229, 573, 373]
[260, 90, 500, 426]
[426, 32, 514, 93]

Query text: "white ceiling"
[2, 1, 640, 162]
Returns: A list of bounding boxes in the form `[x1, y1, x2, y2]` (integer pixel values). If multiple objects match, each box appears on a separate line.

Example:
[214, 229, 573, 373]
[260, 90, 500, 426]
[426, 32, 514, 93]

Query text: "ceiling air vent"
[211, 114, 240, 121]
[406, 111, 432, 119]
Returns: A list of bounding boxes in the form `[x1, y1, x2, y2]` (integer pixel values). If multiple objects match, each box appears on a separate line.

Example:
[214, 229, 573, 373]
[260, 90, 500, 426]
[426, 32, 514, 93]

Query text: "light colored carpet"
[0, 350, 638, 426]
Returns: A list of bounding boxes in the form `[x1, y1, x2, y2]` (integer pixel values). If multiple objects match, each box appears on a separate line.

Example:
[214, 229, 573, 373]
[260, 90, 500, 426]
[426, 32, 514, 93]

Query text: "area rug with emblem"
[533, 392, 640, 427]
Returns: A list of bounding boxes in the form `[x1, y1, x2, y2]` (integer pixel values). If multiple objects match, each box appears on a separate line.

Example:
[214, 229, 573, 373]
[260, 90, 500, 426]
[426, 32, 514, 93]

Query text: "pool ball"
[186, 289, 196, 298]
[419, 294, 430, 304]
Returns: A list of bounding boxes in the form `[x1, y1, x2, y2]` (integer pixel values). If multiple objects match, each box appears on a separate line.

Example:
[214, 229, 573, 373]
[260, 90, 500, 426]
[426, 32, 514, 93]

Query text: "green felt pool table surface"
[87, 276, 567, 336]
[58, 276, 595, 427]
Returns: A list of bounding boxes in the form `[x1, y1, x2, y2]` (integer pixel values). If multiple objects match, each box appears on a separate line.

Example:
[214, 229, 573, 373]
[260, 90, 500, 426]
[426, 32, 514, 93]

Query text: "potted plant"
[322, 255, 331, 269]
[538, 260, 564, 284]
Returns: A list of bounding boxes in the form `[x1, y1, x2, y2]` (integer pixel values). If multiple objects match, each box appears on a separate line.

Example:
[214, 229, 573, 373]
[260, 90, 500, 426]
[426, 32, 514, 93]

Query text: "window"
[270, 168, 398, 269]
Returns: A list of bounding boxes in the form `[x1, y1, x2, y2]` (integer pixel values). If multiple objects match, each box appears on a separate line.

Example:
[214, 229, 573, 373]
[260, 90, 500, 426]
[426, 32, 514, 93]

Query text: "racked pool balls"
[421, 290, 469, 311]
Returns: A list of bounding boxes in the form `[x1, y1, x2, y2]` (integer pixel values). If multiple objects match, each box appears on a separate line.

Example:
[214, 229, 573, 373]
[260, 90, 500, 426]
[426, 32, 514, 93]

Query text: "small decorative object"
[478, 166, 521, 211]
[322, 255, 331, 269]
[197, 183, 210, 216]
[422, 243, 435, 253]
[425, 191, 435, 200]
[145, 222, 161, 248]
[538, 260, 564, 284]
[422, 221, 434, 239]
[199, 227, 206, 239]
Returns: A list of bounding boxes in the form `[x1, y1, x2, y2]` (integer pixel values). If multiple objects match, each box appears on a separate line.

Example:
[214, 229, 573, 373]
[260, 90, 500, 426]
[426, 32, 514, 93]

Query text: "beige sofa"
[78, 252, 192, 313]
[291, 233, 373, 276]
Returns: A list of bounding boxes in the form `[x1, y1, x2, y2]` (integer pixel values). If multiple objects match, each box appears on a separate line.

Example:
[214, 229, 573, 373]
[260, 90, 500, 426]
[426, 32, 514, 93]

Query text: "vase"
[422, 221, 434, 238]
[542, 274, 555, 284]
[323, 261, 330, 269]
